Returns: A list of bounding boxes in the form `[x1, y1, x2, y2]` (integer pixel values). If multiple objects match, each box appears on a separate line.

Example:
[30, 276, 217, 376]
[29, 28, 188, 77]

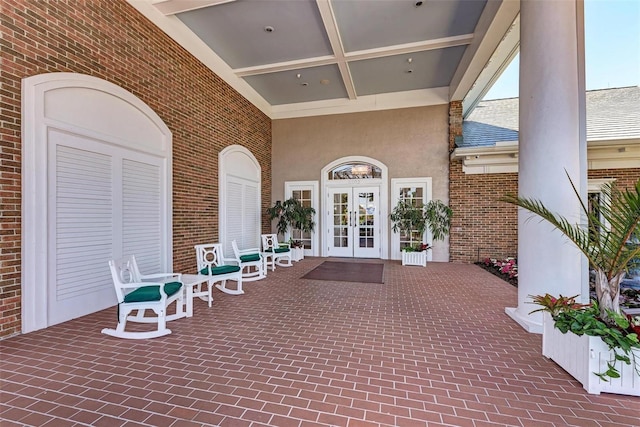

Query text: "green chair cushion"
[240, 253, 261, 262]
[200, 265, 241, 275]
[264, 247, 290, 253]
[124, 281, 182, 303]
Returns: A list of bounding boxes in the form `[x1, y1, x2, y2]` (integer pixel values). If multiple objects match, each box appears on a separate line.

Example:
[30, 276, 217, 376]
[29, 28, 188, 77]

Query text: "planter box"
[291, 247, 304, 262]
[401, 251, 426, 267]
[542, 313, 640, 396]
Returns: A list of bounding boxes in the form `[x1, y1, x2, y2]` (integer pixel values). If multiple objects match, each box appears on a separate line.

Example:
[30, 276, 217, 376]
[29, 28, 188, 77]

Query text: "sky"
[484, 0, 640, 100]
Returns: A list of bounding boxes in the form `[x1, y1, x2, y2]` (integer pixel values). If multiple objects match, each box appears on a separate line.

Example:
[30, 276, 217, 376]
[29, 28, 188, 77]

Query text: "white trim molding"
[22, 73, 173, 333]
[284, 181, 320, 257]
[320, 156, 389, 259]
[451, 138, 640, 174]
[219, 145, 262, 256]
[390, 178, 434, 261]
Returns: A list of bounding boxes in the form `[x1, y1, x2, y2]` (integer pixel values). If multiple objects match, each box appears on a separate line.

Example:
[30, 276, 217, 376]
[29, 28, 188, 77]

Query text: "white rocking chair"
[231, 240, 266, 281]
[261, 234, 293, 271]
[194, 243, 243, 298]
[102, 255, 185, 339]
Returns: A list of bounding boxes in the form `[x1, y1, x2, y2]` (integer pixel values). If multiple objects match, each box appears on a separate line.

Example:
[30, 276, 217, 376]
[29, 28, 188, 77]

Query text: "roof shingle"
[461, 86, 640, 148]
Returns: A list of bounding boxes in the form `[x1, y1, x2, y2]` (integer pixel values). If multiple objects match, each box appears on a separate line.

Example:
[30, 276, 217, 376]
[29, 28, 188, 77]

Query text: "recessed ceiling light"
[415, 1, 423, 6]
[406, 69, 414, 74]
[301, 82, 309, 87]
[264, 26, 274, 33]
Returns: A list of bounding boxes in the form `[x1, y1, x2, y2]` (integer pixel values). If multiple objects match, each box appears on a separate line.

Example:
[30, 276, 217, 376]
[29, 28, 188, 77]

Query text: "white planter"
[401, 251, 427, 267]
[542, 313, 640, 396]
[291, 247, 304, 262]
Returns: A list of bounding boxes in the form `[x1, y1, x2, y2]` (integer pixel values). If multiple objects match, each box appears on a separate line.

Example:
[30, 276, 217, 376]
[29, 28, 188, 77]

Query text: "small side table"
[179, 274, 212, 317]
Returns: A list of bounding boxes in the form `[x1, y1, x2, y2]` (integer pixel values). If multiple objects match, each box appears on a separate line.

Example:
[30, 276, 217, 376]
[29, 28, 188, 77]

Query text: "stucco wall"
[272, 105, 450, 261]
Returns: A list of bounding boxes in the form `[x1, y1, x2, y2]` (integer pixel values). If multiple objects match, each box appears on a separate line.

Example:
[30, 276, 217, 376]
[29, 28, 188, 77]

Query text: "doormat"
[302, 261, 384, 284]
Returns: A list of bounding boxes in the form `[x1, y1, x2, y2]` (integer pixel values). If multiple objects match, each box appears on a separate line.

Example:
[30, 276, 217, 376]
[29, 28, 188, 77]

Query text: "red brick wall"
[448, 101, 462, 152]
[449, 163, 640, 264]
[0, 0, 271, 338]
[449, 162, 519, 263]
[588, 169, 640, 191]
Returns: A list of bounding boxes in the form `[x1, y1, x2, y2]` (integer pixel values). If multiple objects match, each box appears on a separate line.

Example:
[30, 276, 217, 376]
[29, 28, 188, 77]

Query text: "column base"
[506, 307, 543, 334]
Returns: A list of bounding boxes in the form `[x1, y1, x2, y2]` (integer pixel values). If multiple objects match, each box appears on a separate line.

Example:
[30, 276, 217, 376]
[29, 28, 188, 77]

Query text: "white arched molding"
[219, 145, 262, 257]
[22, 73, 172, 333]
[321, 156, 389, 259]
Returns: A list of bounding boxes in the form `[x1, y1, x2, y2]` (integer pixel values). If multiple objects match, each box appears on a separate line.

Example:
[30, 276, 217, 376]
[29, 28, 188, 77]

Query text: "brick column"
[448, 101, 463, 152]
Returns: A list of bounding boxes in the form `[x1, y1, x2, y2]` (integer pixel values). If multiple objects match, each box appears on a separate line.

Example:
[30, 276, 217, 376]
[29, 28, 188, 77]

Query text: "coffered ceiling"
[129, 0, 520, 118]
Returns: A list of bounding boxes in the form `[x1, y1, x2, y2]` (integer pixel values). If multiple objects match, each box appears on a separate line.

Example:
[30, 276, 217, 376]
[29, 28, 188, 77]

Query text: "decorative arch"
[219, 145, 262, 256]
[22, 73, 172, 332]
[321, 156, 389, 259]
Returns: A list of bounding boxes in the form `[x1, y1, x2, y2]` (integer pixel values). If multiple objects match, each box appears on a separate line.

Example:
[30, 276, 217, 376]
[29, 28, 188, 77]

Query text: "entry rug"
[302, 261, 384, 284]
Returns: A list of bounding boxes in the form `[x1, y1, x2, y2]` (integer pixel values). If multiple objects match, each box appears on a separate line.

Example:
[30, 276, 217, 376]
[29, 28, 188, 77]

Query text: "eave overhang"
[450, 138, 640, 174]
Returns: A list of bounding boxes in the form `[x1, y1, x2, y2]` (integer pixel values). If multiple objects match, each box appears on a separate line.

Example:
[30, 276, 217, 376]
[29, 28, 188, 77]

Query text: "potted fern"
[502, 176, 640, 395]
[389, 199, 452, 266]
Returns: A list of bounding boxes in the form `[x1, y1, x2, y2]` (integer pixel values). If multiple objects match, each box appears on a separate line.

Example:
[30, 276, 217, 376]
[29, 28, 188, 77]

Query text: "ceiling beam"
[463, 15, 520, 118]
[345, 34, 474, 61]
[151, 0, 237, 16]
[234, 56, 337, 77]
[235, 34, 474, 78]
[316, 0, 357, 99]
[271, 87, 449, 120]
[449, 0, 520, 102]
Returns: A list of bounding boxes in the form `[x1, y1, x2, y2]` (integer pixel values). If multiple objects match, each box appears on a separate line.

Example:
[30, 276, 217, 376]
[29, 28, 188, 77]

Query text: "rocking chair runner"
[194, 243, 243, 298]
[261, 233, 293, 271]
[102, 255, 185, 339]
[231, 240, 266, 281]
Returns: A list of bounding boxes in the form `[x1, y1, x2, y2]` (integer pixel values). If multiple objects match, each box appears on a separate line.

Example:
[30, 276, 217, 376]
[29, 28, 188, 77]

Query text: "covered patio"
[2, 260, 637, 427]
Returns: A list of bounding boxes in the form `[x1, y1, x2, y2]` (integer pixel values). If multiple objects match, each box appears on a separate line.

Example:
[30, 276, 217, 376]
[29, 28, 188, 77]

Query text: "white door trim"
[284, 181, 319, 257]
[390, 177, 434, 261]
[22, 73, 172, 333]
[321, 156, 388, 259]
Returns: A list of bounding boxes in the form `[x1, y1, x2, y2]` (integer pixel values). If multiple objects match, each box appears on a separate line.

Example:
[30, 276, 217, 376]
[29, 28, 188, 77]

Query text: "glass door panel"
[354, 187, 379, 258]
[328, 189, 352, 257]
[327, 187, 379, 258]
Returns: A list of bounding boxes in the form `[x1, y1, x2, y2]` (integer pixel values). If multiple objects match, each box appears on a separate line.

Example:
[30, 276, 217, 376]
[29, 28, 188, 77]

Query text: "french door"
[328, 186, 380, 258]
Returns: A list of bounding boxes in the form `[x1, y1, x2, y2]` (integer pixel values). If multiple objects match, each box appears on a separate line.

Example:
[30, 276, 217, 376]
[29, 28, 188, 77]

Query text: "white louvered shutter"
[225, 178, 244, 255]
[122, 159, 162, 274]
[243, 183, 260, 249]
[51, 144, 115, 324]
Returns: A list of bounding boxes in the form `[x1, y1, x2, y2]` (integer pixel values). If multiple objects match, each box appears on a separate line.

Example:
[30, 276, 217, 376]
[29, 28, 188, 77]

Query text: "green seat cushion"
[264, 247, 290, 253]
[240, 253, 261, 262]
[124, 281, 182, 303]
[200, 265, 241, 275]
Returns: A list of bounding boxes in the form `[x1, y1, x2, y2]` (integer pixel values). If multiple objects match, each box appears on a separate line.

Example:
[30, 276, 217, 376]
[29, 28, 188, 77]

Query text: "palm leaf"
[500, 176, 640, 280]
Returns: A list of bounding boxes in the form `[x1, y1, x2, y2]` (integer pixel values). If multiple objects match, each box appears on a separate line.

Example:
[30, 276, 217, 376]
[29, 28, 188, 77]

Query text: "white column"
[506, 0, 588, 333]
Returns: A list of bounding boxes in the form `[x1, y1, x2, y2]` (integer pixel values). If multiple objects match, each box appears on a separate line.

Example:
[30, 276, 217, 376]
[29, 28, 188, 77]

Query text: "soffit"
[131, 0, 519, 118]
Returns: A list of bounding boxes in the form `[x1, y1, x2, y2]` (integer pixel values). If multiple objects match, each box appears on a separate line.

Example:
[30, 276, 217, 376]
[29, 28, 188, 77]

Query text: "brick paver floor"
[1, 259, 639, 427]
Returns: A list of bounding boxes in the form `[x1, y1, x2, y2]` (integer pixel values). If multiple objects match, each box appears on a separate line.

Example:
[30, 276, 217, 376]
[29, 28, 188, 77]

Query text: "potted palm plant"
[389, 199, 452, 266]
[267, 198, 315, 261]
[502, 176, 640, 395]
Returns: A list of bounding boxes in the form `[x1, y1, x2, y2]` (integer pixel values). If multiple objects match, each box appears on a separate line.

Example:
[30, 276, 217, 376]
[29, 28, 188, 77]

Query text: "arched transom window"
[328, 162, 382, 180]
